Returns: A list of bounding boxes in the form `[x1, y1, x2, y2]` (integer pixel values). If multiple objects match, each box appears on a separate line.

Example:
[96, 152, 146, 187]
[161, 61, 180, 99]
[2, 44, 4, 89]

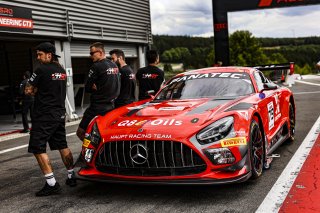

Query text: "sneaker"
[66, 176, 77, 187]
[36, 182, 61, 197]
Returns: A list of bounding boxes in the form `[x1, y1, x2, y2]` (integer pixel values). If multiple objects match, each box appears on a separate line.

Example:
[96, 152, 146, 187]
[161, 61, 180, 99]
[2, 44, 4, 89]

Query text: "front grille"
[95, 140, 207, 176]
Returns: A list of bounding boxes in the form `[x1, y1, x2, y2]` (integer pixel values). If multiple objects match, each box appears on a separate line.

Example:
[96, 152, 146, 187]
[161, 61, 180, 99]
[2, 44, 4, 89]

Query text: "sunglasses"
[90, 51, 100, 56]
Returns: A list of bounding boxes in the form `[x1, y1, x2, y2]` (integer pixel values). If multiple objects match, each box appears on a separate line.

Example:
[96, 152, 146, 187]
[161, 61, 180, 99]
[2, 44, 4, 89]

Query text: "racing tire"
[249, 118, 264, 179]
[287, 102, 295, 142]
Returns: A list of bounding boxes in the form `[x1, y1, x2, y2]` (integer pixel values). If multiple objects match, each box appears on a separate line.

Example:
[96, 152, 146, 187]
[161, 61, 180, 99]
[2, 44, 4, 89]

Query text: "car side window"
[253, 71, 265, 91]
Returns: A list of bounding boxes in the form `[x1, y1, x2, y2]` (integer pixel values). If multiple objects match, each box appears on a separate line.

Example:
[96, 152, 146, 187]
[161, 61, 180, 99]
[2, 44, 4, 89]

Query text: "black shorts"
[79, 104, 113, 131]
[28, 121, 67, 154]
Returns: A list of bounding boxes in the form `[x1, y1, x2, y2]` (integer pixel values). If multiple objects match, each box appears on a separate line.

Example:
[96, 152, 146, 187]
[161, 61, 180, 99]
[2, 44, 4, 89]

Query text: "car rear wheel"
[249, 118, 264, 179]
[288, 102, 295, 142]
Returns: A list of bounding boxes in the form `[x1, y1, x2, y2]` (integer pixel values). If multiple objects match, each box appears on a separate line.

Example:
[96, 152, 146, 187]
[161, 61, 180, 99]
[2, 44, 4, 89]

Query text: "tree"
[229, 30, 269, 66]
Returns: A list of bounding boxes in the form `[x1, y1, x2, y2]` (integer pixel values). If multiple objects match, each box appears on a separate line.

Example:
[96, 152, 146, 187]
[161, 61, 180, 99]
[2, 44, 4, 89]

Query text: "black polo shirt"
[28, 63, 66, 122]
[115, 65, 136, 107]
[136, 65, 164, 100]
[85, 59, 120, 106]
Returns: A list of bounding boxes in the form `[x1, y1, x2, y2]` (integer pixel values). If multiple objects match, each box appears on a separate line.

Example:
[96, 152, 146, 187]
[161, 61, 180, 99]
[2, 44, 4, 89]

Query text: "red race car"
[76, 66, 295, 184]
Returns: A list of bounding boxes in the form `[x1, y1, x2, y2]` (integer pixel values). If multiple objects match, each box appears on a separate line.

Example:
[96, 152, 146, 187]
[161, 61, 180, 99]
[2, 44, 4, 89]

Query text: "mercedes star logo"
[130, 144, 148, 165]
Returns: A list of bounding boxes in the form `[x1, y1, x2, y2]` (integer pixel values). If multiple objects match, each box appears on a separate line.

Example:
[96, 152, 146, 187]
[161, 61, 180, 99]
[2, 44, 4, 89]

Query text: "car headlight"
[196, 116, 234, 145]
[90, 122, 101, 147]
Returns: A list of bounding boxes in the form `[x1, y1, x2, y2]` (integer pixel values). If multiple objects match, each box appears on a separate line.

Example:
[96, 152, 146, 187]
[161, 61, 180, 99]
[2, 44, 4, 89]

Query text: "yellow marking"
[82, 138, 91, 148]
[221, 137, 247, 147]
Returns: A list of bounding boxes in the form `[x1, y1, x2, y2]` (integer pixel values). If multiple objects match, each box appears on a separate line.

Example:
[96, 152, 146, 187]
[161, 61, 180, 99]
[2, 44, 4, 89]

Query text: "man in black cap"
[25, 42, 77, 196]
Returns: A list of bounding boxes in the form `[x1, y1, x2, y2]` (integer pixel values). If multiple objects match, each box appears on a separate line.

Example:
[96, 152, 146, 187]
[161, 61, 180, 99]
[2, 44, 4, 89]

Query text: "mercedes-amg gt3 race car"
[76, 66, 295, 184]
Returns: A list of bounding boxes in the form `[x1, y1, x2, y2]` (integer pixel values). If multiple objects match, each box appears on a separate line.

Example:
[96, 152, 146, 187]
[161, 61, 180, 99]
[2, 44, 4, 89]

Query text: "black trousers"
[22, 100, 33, 130]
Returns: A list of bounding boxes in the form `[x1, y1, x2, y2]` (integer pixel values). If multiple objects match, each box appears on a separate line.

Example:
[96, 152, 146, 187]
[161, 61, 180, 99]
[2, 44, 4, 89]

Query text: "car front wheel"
[249, 118, 264, 179]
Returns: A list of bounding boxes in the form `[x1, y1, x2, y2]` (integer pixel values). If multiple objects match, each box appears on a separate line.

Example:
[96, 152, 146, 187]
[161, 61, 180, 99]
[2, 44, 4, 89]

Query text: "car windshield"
[155, 72, 254, 101]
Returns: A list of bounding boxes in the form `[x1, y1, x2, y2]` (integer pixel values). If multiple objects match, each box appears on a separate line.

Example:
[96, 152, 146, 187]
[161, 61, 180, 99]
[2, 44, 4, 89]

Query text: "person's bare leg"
[59, 148, 74, 170]
[59, 148, 77, 186]
[76, 127, 85, 141]
[34, 153, 53, 174]
[34, 153, 61, 196]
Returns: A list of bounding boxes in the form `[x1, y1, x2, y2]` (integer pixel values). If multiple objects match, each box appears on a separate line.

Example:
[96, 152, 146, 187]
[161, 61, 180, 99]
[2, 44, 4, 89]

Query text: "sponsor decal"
[118, 120, 148, 127]
[268, 102, 275, 130]
[274, 93, 280, 114]
[117, 119, 183, 127]
[51, 73, 66, 80]
[110, 134, 172, 140]
[171, 73, 247, 83]
[82, 138, 91, 148]
[221, 137, 247, 147]
[150, 119, 182, 126]
[158, 106, 185, 111]
[235, 130, 246, 137]
[275, 113, 282, 122]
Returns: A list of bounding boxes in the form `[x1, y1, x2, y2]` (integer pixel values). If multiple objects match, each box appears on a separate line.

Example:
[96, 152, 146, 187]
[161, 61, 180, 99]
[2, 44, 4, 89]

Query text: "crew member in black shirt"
[136, 50, 164, 100]
[76, 42, 120, 140]
[109, 49, 136, 108]
[26, 42, 76, 196]
[19, 71, 34, 133]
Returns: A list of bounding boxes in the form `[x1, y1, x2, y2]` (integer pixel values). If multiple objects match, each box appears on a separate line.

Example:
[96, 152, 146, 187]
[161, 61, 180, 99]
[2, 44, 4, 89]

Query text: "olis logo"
[118, 119, 183, 127]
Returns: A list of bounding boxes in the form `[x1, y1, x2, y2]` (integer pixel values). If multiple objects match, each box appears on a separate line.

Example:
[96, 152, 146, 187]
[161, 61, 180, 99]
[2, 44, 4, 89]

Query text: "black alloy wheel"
[249, 119, 264, 179]
[288, 102, 295, 142]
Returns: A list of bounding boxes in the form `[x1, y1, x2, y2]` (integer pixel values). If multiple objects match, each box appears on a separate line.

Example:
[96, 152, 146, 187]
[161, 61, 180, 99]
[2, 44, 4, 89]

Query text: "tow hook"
[264, 154, 280, 169]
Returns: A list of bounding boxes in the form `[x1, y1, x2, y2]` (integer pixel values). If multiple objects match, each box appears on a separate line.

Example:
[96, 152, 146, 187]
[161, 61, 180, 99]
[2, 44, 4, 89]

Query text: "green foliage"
[229, 30, 269, 66]
[152, 33, 320, 74]
[294, 64, 313, 75]
[163, 63, 173, 72]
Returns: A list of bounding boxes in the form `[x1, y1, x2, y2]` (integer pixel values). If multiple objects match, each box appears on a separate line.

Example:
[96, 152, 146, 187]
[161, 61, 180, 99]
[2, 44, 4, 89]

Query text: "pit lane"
[0, 79, 319, 213]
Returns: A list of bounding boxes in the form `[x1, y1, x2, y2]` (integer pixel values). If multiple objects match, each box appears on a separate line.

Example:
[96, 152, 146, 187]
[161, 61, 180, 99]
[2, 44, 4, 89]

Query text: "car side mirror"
[260, 83, 278, 93]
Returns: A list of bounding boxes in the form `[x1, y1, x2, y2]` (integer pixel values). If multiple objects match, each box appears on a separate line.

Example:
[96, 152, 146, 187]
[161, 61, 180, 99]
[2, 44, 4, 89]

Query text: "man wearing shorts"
[26, 42, 77, 196]
[76, 42, 120, 140]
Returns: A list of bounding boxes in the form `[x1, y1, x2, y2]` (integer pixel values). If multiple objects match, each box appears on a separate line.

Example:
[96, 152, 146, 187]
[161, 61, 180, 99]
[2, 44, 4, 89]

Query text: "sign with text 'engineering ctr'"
[0, 4, 33, 33]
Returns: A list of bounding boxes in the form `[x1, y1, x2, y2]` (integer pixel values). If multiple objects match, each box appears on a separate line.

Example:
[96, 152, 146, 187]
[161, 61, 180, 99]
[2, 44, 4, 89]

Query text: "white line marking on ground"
[295, 80, 320, 86]
[0, 120, 80, 143]
[0, 132, 77, 155]
[256, 115, 320, 213]
[0, 144, 28, 154]
[293, 91, 320, 95]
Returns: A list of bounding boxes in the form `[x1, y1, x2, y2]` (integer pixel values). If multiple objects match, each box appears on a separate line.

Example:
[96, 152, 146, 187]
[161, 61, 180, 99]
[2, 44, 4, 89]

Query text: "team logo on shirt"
[129, 73, 135, 80]
[51, 73, 66, 80]
[142, 73, 159, 79]
[105, 67, 119, 75]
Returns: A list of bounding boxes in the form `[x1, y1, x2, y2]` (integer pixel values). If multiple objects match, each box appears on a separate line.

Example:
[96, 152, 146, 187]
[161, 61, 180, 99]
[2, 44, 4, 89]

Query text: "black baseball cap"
[35, 42, 61, 58]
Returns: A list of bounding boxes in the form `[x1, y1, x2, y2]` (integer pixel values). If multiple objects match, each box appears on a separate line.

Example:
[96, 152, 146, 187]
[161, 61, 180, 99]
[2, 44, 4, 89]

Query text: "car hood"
[96, 96, 253, 140]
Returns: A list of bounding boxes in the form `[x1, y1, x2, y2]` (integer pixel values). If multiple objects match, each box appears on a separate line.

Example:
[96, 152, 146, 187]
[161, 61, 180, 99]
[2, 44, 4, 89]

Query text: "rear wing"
[253, 62, 294, 83]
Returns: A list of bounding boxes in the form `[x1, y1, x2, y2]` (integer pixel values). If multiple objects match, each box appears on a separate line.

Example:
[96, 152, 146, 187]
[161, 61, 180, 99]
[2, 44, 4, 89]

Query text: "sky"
[150, 0, 320, 38]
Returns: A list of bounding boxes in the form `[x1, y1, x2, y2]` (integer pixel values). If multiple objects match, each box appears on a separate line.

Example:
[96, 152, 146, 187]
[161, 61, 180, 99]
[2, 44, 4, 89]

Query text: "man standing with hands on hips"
[76, 42, 120, 141]
[26, 42, 77, 196]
